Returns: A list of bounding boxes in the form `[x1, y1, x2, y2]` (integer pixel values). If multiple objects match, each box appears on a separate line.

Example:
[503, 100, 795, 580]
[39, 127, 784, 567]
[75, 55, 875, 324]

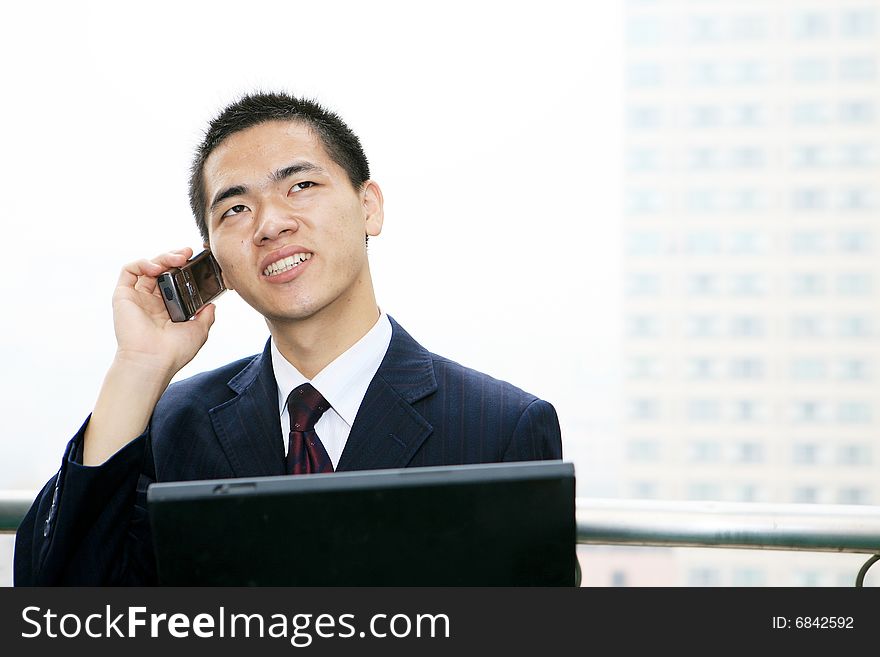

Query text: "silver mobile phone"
[157, 249, 226, 322]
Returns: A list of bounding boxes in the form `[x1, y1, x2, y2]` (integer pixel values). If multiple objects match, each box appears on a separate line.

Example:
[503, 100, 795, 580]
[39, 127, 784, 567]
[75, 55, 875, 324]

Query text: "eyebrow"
[209, 161, 327, 214]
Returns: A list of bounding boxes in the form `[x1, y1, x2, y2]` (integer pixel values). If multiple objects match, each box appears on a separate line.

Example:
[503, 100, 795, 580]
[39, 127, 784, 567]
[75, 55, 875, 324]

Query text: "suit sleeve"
[13, 416, 158, 586]
[502, 398, 563, 462]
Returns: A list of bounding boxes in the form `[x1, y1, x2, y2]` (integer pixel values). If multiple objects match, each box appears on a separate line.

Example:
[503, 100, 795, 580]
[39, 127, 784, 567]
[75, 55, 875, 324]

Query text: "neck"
[268, 295, 381, 380]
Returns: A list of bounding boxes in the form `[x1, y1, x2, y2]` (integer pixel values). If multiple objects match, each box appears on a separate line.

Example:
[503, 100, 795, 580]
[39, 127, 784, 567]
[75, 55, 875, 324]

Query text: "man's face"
[203, 120, 383, 326]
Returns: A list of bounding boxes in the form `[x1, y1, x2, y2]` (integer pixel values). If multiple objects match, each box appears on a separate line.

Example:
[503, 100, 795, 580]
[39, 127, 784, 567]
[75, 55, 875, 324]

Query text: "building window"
[629, 398, 660, 421]
[734, 485, 760, 503]
[688, 441, 722, 464]
[632, 481, 658, 499]
[728, 231, 765, 254]
[627, 440, 661, 462]
[791, 315, 827, 338]
[730, 273, 766, 296]
[839, 57, 877, 81]
[794, 12, 831, 39]
[627, 357, 662, 380]
[792, 187, 828, 210]
[686, 188, 720, 213]
[628, 62, 663, 86]
[688, 147, 721, 170]
[626, 315, 661, 338]
[838, 402, 872, 424]
[687, 273, 719, 296]
[627, 17, 663, 45]
[687, 483, 721, 501]
[734, 442, 763, 463]
[685, 315, 719, 338]
[688, 568, 721, 587]
[688, 16, 722, 42]
[627, 273, 662, 296]
[792, 486, 819, 504]
[730, 315, 764, 337]
[841, 9, 877, 37]
[730, 358, 764, 380]
[729, 103, 765, 126]
[838, 188, 875, 211]
[685, 232, 722, 255]
[837, 273, 873, 295]
[839, 100, 875, 123]
[688, 399, 721, 421]
[838, 231, 872, 253]
[837, 359, 870, 381]
[626, 148, 661, 172]
[729, 188, 768, 212]
[730, 14, 767, 41]
[731, 60, 769, 84]
[792, 401, 827, 423]
[627, 232, 665, 256]
[687, 359, 717, 381]
[838, 488, 870, 505]
[689, 61, 720, 86]
[689, 105, 721, 127]
[792, 101, 832, 124]
[628, 105, 662, 129]
[793, 57, 832, 82]
[793, 145, 831, 168]
[732, 568, 765, 587]
[791, 231, 827, 254]
[838, 316, 872, 338]
[791, 358, 827, 381]
[626, 189, 666, 214]
[791, 273, 825, 296]
[838, 444, 871, 466]
[793, 444, 820, 465]
[793, 570, 823, 587]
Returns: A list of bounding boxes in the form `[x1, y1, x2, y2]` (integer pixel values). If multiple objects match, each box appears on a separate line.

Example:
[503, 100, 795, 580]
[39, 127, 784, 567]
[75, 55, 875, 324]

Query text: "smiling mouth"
[263, 252, 313, 277]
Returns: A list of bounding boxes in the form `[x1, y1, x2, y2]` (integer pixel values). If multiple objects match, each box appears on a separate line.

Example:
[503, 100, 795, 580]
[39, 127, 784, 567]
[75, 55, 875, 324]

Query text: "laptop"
[147, 460, 576, 586]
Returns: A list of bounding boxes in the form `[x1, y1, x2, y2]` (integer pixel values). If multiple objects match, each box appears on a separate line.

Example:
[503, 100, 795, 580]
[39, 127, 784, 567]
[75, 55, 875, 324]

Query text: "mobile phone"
[157, 249, 226, 322]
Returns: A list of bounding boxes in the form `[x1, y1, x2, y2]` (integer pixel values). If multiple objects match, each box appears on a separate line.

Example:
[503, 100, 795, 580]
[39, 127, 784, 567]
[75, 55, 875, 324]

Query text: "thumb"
[194, 303, 216, 329]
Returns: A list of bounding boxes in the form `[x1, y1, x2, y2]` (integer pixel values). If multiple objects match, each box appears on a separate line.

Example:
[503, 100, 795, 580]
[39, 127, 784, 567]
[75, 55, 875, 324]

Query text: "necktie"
[286, 383, 334, 474]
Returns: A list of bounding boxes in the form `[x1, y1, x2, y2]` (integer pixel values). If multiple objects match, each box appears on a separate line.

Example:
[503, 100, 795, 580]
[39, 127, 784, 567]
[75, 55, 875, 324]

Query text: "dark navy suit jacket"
[15, 317, 562, 585]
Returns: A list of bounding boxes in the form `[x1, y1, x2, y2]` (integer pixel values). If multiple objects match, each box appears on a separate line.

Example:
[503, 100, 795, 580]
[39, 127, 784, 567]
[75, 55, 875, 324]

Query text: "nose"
[252, 197, 299, 245]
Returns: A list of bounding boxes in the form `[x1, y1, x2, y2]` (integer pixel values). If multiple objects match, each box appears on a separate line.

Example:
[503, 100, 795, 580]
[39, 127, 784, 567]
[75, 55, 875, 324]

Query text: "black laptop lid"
[147, 460, 576, 586]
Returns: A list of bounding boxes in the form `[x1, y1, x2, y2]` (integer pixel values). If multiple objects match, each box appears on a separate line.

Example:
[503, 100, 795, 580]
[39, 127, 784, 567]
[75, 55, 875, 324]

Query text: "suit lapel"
[337, 317, 437, 471]
[209, 339, 286, 477]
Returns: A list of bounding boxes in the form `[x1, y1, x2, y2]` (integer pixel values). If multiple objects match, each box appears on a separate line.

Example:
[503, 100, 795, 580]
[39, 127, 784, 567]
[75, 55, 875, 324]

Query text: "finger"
[152, 247, 193, 262]
[119, 250, 192, 293]
[192, 303, 216, 328]
[117, 259, 166, 289]
[141, 249, 194, 294]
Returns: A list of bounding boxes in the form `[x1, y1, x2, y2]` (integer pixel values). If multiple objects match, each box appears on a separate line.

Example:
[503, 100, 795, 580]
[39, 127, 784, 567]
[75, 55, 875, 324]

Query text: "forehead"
[203, 120, 338, 190]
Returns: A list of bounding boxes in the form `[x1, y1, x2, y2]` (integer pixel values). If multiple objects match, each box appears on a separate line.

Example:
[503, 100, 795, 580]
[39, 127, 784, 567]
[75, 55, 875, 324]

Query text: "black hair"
[189, 92, 371, 242]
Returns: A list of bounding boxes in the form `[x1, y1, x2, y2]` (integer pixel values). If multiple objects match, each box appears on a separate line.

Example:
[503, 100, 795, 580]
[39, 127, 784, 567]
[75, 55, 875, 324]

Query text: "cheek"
[211, 240, 249, 287]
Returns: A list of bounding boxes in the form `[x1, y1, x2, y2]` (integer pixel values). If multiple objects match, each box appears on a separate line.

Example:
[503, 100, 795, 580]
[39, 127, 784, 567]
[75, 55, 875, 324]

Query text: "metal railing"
[4, 492, 880, 583]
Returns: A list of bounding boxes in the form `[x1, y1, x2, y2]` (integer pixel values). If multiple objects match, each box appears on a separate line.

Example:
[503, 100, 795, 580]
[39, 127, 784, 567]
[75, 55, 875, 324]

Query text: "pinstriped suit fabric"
[15, 317, 562, 585]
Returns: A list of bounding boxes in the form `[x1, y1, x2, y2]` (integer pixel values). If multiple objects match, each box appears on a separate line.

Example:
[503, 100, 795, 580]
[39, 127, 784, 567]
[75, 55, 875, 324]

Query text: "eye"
[221, 204, 249, 219]
[290, 181, 316, 194]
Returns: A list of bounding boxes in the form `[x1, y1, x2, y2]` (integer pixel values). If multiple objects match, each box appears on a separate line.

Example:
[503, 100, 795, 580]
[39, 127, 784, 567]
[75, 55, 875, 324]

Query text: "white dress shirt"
[270, 312, 392, 469]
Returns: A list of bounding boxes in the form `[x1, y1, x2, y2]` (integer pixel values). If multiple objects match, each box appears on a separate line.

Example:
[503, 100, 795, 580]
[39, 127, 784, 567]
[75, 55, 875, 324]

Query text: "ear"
[361, 180, 384, 237]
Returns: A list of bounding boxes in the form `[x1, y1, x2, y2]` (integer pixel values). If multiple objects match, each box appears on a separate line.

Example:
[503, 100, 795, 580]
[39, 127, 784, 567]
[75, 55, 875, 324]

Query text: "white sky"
[0, 1, 623, 492]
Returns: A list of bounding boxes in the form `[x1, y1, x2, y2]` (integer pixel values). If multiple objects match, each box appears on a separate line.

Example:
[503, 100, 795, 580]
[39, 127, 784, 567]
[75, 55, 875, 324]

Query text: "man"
[15, 92, 563, 585]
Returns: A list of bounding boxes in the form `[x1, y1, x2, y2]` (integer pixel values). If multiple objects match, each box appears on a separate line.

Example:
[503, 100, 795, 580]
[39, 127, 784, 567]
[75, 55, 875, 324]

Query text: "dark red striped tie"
[286, 383, 334, 474]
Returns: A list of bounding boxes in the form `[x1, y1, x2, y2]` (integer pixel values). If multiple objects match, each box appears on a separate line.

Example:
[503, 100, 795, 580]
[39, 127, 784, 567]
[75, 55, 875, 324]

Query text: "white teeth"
[264, 252, 312, 277]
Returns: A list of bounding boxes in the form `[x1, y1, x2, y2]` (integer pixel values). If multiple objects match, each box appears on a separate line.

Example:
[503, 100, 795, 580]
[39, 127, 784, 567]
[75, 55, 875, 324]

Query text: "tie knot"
[287, 383, 330, 432]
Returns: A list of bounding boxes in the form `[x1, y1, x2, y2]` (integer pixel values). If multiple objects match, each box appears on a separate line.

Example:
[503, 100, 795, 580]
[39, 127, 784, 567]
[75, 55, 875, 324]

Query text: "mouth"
[263, 252, 313, 277]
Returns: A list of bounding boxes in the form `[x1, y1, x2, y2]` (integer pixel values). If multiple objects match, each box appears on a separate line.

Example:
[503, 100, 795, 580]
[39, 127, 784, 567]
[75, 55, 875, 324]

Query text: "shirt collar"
[271, 311, 392, 427]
